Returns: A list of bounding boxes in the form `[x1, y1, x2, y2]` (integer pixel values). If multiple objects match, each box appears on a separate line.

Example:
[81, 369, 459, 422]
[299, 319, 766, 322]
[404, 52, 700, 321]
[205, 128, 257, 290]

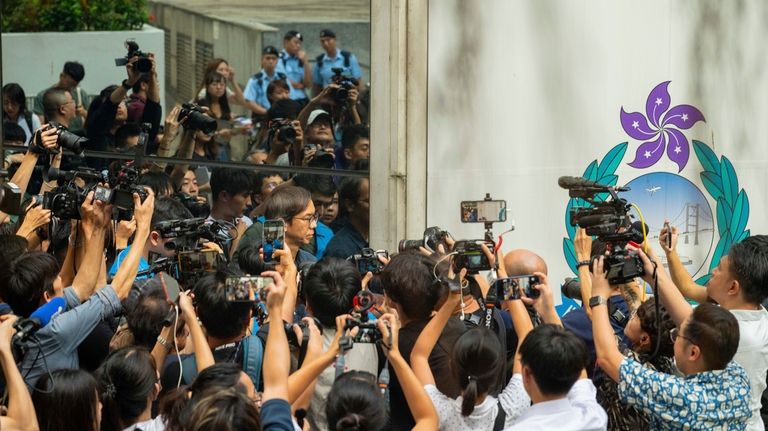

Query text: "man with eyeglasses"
[590, 251, 752, 430]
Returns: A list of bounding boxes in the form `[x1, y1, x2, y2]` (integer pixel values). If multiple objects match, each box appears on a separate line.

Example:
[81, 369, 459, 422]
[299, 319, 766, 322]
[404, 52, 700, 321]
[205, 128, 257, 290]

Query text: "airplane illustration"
[646, 186, 661, 195]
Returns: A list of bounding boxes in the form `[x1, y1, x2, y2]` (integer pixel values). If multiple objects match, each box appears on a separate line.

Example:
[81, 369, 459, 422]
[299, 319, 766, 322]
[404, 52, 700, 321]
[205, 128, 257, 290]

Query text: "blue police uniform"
[243, 69, 289, 111]
[312, 48, 362, 88]
[279, 49, 309, 102]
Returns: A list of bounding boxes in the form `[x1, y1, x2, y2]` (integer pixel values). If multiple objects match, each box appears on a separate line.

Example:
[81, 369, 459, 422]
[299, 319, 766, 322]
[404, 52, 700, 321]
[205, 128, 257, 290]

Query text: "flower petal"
[628, 134, 666, 169]
[646, 81, 671, 128]
[662, 104, 706, 130]
[665, 128, 690, 172]
[620, 108, 658, 141]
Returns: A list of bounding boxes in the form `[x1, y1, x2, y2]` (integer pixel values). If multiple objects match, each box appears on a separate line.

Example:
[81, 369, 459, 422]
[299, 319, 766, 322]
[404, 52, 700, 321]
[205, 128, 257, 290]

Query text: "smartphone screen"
[263, 220, 286, 264]
[460, 200, 507, 223]
[226, 276, 273, 302]
[495, 275, 541, 300]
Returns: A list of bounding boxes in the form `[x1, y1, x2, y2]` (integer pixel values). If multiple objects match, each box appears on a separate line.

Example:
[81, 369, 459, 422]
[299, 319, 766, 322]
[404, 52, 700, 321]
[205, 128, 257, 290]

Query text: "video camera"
[398, 226, 451, 254]
[330, 67, 358, 103]
[94, 164, 149, 221]
[33, 122, 88, 155]
[115, 39, 152, 73]
[42, 167, 108, 220]
[178, 103, 217, 135]
[558, 176, 644, 285]
[174, 192, 210, 218]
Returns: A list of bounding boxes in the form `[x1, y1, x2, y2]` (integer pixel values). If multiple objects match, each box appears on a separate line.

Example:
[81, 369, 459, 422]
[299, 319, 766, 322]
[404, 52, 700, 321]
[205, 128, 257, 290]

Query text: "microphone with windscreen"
[13, 296, 67, 344]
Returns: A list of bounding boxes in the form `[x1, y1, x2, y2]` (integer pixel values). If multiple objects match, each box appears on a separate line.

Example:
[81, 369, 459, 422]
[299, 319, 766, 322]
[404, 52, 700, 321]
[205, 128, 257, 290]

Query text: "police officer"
[244, 46, 290, 117]
[279, 30, 312, 105]
[312, 29, 363, 95]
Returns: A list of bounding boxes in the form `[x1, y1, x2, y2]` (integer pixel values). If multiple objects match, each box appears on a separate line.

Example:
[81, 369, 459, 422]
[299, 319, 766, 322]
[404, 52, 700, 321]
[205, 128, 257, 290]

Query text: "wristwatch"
[577, 260, 591, 269]
[589, 295, 607, 308]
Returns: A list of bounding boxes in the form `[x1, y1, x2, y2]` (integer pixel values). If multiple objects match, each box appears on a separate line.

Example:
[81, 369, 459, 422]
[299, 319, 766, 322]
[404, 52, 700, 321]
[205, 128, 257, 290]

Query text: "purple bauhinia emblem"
[620, 81, 705, 172]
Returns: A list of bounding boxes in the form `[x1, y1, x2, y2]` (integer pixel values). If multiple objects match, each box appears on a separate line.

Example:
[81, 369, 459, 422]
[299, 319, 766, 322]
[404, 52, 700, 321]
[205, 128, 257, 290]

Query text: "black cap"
[319, 29, 336, 39]
[262, 45, 279, 56]
[284, 30, 303, 41]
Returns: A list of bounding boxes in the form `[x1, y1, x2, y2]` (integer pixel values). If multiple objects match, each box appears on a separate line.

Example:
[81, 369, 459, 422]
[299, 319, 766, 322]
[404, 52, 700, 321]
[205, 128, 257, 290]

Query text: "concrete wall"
[1, 25, 165, 109]
[425, 0, 768, 304]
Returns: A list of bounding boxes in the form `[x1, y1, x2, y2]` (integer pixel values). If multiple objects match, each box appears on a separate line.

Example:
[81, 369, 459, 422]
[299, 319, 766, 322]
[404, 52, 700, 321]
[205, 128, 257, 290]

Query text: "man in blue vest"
[312, 29, 363, 95]
[244, 46, 291, 115]
[279, 30, 312, 105]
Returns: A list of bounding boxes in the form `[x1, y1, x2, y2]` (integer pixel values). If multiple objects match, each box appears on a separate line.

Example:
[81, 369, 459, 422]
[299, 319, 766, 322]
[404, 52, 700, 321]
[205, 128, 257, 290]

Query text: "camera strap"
[472, 295, 495, 330]
[607, 298, 629, 328]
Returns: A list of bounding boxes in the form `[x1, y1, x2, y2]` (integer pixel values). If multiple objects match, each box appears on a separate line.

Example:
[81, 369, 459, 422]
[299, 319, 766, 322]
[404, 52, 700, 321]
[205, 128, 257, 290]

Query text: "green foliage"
[2, 0, 148, 32]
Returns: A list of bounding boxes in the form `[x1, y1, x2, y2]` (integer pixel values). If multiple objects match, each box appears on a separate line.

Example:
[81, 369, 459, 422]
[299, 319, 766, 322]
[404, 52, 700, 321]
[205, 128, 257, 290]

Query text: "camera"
[398, 226, 451, 253]
[99, 164, 149, 221]
[330, 67, 358, 103]
[178, 103, 217, 135]
[115, 39, 152, 73]
[350, 248, 388, 275]
[268, 118, 297, 145]
[344, 290, 381, 343]
[154, 217, 230, 251]
[561, 277, 582, 300]
[495, 275, 541, 301]
[0, 170, 24, 215]
[304, 144, 335, 169]
[43, 167, 108, 220]
[559, 176, 645, 285]
[34, 122, 88, 155]
[453, 240, 494, 273]
[174, 192, 210, 218]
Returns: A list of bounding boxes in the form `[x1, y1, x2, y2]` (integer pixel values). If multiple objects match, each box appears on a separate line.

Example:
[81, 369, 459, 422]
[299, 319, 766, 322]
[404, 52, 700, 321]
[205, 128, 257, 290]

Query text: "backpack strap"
[241, 334, 264, 389]
[493, 400, 506, 431]
[315, 53, 325, 69]
[23, 111, 35, 138]
[341, 50, 351, 68]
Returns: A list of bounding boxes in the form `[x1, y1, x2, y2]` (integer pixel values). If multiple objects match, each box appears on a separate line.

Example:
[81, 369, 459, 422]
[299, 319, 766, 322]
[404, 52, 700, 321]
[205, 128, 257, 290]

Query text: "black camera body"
[269, 118, 297, 145]
[350, 248, 388, 275]
[330, 67, 358, 103]
[453, 239, 494, 273]
[174, 192, 210, 218]
[399, 226, 451, 253]
[93, 165, 148, 221]
[154, 217, 229, 251]
[178, 103, 217, 134]
[35, 122, 88, 155]
[0, 179, 24, 215]
[115, 39, 152, 73]
[561, 177, 644, 285]
[43, 167, 108, 220]
[304, 144, 335, 169]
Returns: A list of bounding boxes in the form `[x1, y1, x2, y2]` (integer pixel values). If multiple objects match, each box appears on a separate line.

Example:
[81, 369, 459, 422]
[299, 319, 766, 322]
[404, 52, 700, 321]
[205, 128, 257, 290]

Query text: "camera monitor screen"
[460, 200, 507, 223]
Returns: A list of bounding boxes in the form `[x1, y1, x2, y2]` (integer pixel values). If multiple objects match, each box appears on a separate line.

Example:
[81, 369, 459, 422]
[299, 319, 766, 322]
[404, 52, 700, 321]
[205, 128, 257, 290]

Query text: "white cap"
[307, 109, 331, 126]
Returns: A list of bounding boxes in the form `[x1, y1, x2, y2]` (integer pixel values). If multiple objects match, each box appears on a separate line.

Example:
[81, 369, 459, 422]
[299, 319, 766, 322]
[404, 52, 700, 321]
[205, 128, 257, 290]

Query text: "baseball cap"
[262, 46, 279, 56]
[307, 109, 331, 126]
[319, 29, 336, 39]
[284, 30, 303, 41]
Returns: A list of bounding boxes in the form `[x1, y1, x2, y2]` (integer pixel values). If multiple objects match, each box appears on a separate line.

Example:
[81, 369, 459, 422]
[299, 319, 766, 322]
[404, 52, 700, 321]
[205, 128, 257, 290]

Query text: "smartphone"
[495, 275, 541, 301]
[263, 219, 286, 264]
[226, 276, 273, 302]
[664, 221, 672, 248]
[460, 200, 507, 223]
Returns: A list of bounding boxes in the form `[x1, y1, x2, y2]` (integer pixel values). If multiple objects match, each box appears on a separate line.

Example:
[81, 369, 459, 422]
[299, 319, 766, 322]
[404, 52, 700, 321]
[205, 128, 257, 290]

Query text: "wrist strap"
[122, 79, 131, 90]
[577, 259, 591, 268]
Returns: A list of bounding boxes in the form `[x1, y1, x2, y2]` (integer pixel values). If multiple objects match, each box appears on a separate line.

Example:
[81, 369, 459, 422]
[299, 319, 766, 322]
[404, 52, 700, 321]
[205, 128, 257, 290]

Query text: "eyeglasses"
[670, 327, 694, 344]
[293, 213, 319, 224]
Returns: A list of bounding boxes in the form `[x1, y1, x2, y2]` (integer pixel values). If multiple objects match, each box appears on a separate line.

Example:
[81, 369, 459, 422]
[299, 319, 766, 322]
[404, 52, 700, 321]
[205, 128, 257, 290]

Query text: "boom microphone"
[557, 176, 631, 192]
[13, 296, 67, 343]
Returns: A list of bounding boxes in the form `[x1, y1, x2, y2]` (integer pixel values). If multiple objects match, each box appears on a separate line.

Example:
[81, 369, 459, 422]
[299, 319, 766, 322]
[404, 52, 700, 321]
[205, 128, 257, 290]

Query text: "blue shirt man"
[280, 30, 311, 103]
[244, 45, 290, 112]
[312, 29, 363, 91]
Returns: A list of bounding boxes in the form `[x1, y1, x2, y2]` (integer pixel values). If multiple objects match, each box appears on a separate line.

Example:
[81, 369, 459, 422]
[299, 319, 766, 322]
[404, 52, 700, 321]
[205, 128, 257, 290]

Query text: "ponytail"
[461, 376, 479, 416]
[336, 413, 364, 431]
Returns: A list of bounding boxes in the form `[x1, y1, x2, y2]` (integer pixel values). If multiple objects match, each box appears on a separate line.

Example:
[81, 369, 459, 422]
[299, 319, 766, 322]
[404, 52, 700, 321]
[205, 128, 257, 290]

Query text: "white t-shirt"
[505, 379, 607, 431]
[425, 374, 530, 431]
[123, 416, 166, 431]
[731, 306, 768, 431]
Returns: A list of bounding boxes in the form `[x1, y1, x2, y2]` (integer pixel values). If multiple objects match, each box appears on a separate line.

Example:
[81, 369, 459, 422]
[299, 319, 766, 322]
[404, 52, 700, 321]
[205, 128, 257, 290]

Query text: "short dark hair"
[341, 125, 369, 151]
[685, 303, 740, 370]
[126, 284, 172, 349]
[96, 346, 157, 431]
[326, 371, 387, 431]
[264, 185, 311, 220]
[303, 257, 361, 327]
[0, 251, 60, 317]
[33, 369, 99, 431]
[210, 168, 254, 202]
[237, 243, 265, 276]
[727, 235, 768, 304]
[337, 176, 367, 217]
[131, 73, 150, 93]
[139, 171, 174, 197]
[452, 327, 505, 416]
[3, 121, 26, 144]
[267, 99, 302, 120]
[0, 234, 29, 269]
[184, 387, 262, 431]
[267, 80, 290, 103]
[380, 252, 445, 320]
[151, 196, 193, 229]
[293, 174, 336, 198]
[63, 61, 85, 82]
[42, 87, 70, 120]
[519, 324, 588, 396]
[115, 123, 142, 150]
[193, 271, 252, 339]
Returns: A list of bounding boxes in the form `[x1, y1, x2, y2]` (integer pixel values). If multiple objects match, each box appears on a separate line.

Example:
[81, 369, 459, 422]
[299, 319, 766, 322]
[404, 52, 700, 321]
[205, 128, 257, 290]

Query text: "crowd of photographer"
[0, 28, 768, 431]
